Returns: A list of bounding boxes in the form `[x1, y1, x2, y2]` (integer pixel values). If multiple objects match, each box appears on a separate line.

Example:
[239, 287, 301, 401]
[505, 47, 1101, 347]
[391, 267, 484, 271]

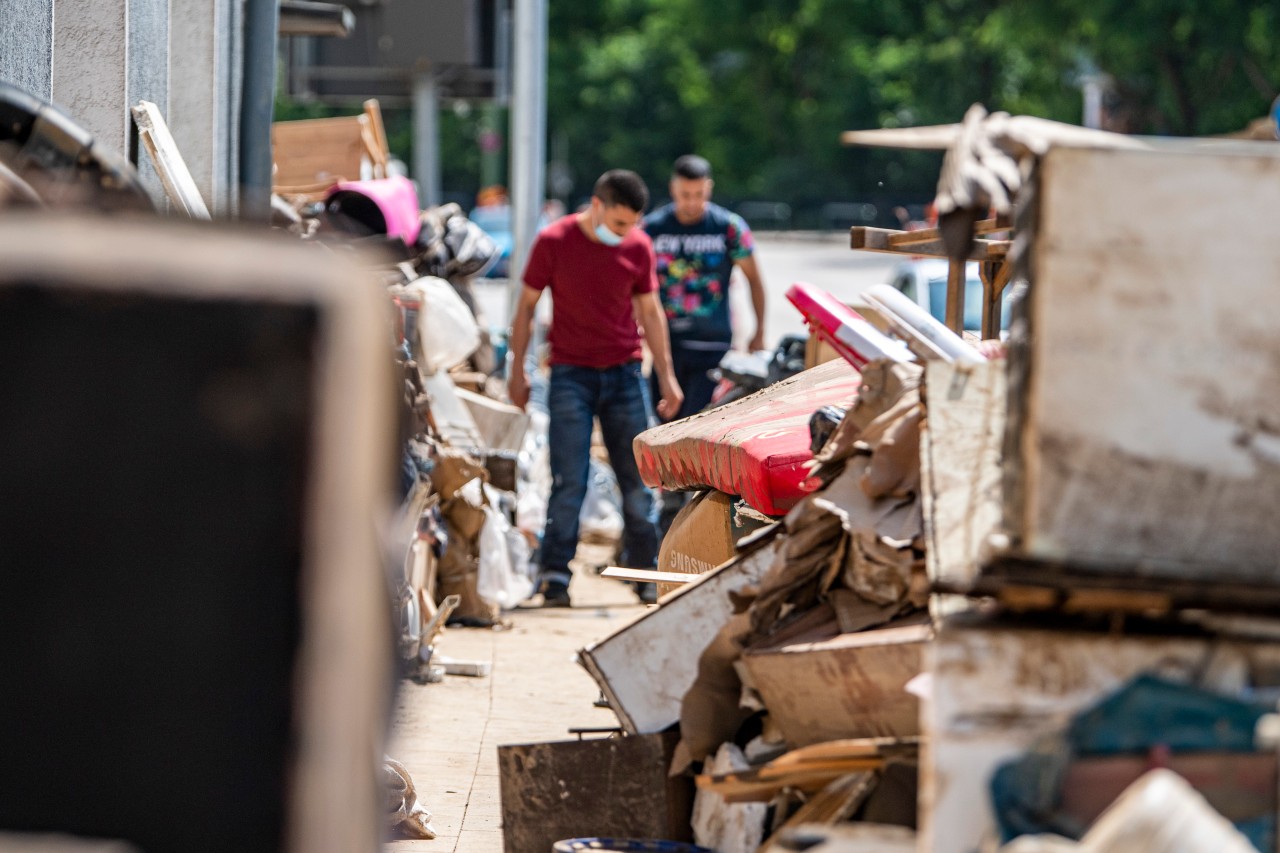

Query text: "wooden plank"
[131, 101, 211, 219]
[766, 737, 920, 770]
[696, 767, 869, 803]
[850, 226, 1010, 262]
[840, 124, 961, 150]
[362, 99, 390, 175]
[943, 258, 965, 333]
[978, 260, 1011, 339]
[757, 773, 878, 852]
[601, 566, 698, 585]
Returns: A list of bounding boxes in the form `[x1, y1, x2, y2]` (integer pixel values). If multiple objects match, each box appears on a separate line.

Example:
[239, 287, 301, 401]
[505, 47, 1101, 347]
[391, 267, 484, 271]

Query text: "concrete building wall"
[51, 0, 131, 156]
[0, 0, 54, 101]
[1, 0, 240, 215]
[169, 0, 241, 216]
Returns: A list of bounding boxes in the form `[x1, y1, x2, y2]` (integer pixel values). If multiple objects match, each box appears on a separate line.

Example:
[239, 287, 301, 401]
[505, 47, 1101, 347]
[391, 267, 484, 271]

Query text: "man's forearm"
[640, 303, 676, 389]
[509, 304, 534, 376]
[740, 256, 767, 344]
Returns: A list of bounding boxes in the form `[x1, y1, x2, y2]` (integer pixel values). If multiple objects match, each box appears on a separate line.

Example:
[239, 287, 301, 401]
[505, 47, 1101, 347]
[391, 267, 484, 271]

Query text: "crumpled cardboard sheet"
[428, 444, 499, 624]
[813, 361, 923, 473]
[673, 361, 928, 771]
[634, 359, 860, 516]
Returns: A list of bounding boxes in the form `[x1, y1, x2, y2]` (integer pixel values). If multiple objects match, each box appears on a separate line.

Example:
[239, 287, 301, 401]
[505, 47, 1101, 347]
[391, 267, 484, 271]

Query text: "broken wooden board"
[740, 620, 931, 748]
[600, 567, 697, 585]
[130, 100, 210, 219]
[579, 539, 778, 734]
[1007, 142, 1280, 582]
[497, 731, 693, 853]
[921, 619, 1280, 853]
[271, 114, 372, 193]
[920, 360, 1005, 588]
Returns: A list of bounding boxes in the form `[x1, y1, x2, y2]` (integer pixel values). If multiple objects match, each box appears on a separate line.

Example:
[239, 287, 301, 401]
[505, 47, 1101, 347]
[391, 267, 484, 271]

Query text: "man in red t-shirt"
[508, 170, 683, 607]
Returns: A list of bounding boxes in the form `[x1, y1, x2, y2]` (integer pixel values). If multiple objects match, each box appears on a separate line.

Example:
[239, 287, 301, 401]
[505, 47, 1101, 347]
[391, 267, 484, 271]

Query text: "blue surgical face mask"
[595, 221, 624, 246]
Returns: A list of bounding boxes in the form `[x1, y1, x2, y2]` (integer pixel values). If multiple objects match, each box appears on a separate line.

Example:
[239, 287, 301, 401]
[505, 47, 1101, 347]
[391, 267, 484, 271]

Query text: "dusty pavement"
[386, 542, 647, 852]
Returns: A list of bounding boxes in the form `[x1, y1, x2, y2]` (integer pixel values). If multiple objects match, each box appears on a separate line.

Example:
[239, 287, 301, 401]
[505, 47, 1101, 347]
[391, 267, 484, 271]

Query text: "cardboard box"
[498, 731, 693, 853]
[740, 618, 931, 748]
[579, 540, 777, 734]
[657, 490, 770, 596]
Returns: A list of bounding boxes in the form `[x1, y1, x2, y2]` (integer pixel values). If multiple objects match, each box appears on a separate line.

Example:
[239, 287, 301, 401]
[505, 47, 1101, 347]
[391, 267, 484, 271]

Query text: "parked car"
[887, 259, 1011, 334]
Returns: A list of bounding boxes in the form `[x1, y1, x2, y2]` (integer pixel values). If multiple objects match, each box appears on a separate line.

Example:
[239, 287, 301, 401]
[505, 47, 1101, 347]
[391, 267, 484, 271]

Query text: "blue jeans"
[540, 362, 658, 588]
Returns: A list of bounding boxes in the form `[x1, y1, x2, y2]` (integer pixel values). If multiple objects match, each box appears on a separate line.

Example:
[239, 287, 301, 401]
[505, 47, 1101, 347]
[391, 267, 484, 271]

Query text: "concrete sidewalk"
[386, 547, 649, 853]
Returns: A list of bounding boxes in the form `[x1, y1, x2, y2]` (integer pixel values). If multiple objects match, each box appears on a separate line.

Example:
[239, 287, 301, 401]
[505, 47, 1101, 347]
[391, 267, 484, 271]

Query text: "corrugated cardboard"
[657, 490, 768, 596]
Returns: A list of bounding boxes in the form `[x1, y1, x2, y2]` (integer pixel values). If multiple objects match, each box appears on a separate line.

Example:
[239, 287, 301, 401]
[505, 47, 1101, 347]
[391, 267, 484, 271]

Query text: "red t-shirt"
[523, 214, 658, 368]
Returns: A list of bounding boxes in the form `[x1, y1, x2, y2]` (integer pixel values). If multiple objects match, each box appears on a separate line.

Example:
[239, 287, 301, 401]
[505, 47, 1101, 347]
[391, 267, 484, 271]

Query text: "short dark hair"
[593, 170, 649, 212]
[672, 154, 712, 180]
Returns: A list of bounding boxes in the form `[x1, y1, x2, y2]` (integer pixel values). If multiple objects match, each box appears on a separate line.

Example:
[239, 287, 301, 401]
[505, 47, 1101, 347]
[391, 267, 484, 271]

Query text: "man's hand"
[655, 377, 684, 421]
[749, 330, 767, 352]
[508, 369, 530, 410]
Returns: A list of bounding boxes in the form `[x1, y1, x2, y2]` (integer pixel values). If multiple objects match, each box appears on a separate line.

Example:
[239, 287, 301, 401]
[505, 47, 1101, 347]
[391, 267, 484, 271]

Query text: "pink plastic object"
[786, 282, 912, 369]
[634, 359, 860, 517]
[327, 176, 422, 245]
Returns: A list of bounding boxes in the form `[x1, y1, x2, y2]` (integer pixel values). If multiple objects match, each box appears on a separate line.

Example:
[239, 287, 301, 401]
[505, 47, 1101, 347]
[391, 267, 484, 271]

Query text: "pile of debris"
[500, 108, 1280, 853]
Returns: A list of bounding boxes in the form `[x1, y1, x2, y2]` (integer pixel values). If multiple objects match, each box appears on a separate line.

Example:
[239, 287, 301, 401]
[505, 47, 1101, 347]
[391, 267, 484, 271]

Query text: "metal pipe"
[239, 0, 280, 219]
[413, 73, 441, 207]
[509, 0, 547, 296]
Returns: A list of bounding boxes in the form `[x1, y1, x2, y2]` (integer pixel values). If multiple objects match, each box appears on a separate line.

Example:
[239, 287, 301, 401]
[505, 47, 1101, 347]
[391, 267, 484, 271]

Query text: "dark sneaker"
[541, 582, 572, 608]
[636, 582, 658, 605]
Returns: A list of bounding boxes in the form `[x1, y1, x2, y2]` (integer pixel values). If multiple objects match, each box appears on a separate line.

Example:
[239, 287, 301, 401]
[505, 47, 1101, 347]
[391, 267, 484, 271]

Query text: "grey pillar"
[413, 73, 441, 208]
[240, 0, 279, 219]
[0, 0, 54, 100]
[509, 0, 547, 291]
[168, 0, 241, 216]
